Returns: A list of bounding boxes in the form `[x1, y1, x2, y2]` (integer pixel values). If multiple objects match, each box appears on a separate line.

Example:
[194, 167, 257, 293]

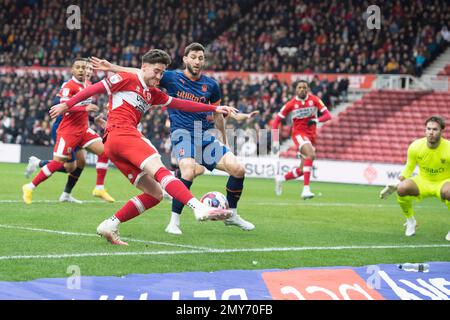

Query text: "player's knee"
[440, 189, 450, 201]
[77, 158, 86, 168]
[153, 189, 164, 202]
[397, 184, 411, 197]
[180, 167, 196, 181]
[64, 161, 76, 173]
[194, 166, 205, 178]
[230, 164, 245, 178]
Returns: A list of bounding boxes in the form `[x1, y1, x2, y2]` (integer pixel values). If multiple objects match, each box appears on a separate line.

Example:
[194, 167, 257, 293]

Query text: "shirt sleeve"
[317, 97, 328, 112]
[58, 83, 75, 103]
[151, 87, 172, 108]
[400, 143, 417, 179]
[101, 72, 132, 95]
[210, 79, 222, 105]
[278, 101, 293, 119]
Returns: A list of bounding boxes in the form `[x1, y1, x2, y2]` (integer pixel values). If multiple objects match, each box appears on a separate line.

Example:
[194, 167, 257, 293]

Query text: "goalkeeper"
[380, 115, 450, 240]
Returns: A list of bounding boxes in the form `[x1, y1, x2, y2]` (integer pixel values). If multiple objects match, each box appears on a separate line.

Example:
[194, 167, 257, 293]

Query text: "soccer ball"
[200, 191, 229, 209]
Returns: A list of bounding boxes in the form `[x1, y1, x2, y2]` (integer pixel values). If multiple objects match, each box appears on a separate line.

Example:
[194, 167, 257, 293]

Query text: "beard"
[186, 64, 201, 76]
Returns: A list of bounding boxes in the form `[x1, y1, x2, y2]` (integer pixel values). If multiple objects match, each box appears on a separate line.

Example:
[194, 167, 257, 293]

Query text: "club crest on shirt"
[309, 100, 314, 106]
[144, 90, 152, 101]
[441, 159, 446, 164]
[202, 84, 208, 92]
[179, 147, 185, 157]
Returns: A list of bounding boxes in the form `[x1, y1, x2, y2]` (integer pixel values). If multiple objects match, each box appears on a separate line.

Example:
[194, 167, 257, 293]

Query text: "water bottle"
[398, 263, 429, 272]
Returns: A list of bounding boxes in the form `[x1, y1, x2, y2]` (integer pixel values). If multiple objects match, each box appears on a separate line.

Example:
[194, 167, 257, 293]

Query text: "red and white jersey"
[101, 72, 172, 130]
[278, 93, 327, 137]
[57, 77, 92, 134]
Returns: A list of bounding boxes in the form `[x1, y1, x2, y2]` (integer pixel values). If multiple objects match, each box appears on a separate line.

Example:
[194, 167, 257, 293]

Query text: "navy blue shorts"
[170, 130, 229, 171]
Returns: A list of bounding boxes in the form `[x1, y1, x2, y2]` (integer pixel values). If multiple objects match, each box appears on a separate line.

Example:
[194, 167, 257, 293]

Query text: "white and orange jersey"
[57, 76, 92, 134]
[278, 93, 328, 137]
[101, 72, 172, 131]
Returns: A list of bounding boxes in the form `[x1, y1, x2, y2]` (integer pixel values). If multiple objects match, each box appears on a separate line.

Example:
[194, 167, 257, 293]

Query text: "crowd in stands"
[0, 0, 255, 69]
[208, 0, 449, 76]
[1, 0, 448, 76]
[0, 70, 349, 151]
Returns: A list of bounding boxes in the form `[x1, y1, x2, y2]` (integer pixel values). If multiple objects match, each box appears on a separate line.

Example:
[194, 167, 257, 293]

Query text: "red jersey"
[57, 77, 92, 134]
[101, 72, 172, 131]
[277, 93, 327, 137]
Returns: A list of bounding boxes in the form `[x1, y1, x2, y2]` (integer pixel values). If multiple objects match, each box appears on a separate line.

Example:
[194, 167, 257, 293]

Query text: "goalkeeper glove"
[307, 119, 318, 127]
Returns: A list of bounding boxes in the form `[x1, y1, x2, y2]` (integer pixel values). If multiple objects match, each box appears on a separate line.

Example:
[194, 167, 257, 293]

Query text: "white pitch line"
[1, 244, 449, 261]
[0, 199, 439, 209]
[0, 224, 211, 251]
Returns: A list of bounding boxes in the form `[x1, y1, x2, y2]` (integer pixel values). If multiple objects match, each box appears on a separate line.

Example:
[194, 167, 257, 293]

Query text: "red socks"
[115, 193, 160, 222]
[154, 167, 194, 205]
[284, 167, 303, 181]
[303, 159, 313, 186]
[31, 160, 64, 187]
[96, 153, 109, 186]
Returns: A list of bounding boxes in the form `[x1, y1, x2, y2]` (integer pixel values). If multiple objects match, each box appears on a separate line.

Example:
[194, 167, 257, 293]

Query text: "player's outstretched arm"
[90, 56, 139, 74]
[308, 108, 332, 126]
[231, 110, 260, 121]
[166, 97, 238, 116]
[49, 82, 107, 119]
[213, 113, 227, 145]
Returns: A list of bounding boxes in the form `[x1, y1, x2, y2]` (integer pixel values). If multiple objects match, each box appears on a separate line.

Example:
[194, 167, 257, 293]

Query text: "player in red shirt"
[49, 49, 236, 245]
[271, 80, 332, 199]
[24, 61, 115, 203]
[22, 58, 112, 205]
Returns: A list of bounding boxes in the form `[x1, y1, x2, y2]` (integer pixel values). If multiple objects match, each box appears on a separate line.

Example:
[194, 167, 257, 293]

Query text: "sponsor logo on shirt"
[291, 107, 317, 119]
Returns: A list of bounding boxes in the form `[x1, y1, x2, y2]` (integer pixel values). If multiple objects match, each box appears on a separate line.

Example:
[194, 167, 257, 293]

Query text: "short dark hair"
[296, 80, 309, 87]
[72, 57, 87, 65]
[141, 49, 172, 66]
[425, 115, 446, 130]
[184, 42, 205, 57]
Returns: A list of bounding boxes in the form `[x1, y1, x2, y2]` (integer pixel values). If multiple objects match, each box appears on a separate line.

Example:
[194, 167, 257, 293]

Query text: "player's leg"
[166, 158, 203, 235]
[275, 160, 304, 196]
[22, 133, 76, 204]
[142, 155, 231, 222]
[215, 151, 255, 231]
[397, 178, 420, 236]
[438, 181, 450, 241]
[84, 136, 115, 202]
[298, 139, 316, 199]
[92, 152, 115, 202]
[97, 174, 163, 246]
[59, 149, 84, 204]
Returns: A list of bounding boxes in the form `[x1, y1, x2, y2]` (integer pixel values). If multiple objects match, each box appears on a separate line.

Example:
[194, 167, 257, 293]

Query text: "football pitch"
[0, 162, 449, 282]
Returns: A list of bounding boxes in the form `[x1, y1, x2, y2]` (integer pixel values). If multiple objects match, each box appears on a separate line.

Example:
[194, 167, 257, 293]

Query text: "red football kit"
[277, 93, 328, 148]
[100, 72, 172, 185]
[53, 77, 101, 158]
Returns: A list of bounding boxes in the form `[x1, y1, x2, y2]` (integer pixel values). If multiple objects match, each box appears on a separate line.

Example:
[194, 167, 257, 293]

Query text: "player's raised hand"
[215, 106, 238, 117]
[90, 56, 113, 72]
[49, 103, 68, 119]
[86, 104, 99, 112]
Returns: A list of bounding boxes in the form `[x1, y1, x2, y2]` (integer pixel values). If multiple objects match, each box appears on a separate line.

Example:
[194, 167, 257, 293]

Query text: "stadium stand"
[279, 90, 450, 164]
[0, 0, 257, 68]
[438, 65, 450, 76]
[0, 69, 349, 147]
[0, 0, 449, 165]
[207, 0, 449, 75]
[1, 0, 448, 75]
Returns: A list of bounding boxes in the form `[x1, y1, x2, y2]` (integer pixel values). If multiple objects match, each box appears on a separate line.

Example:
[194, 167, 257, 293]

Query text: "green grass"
[0, 162, 449, 282]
